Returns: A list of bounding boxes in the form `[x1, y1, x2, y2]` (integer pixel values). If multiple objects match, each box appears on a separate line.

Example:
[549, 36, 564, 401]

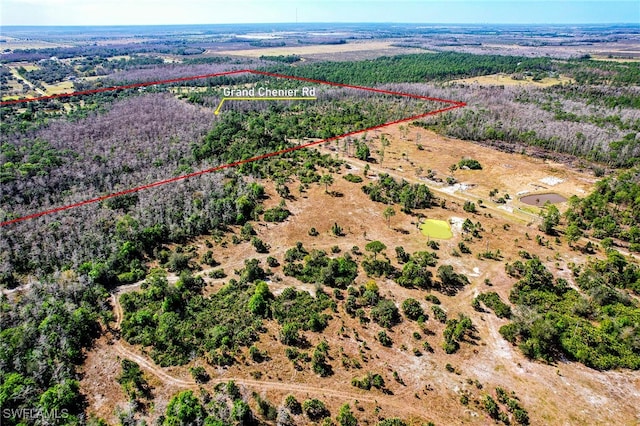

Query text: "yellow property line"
[214, 97, 317, 115]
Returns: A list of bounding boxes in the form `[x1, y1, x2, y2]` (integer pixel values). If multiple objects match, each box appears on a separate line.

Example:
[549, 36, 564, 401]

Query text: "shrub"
[432, 305, 447, 323]
[337, 403, 358, 426]
[251, 237, 270, 253]
[209, 268, 227, 279]
[395, 246, 410, 263]
[458, 158, 482, 170]
[377, 330, 393, 347]
[463, 201, 477, 213]
[344, 173, 364, 183]
[475, 292, 512, 318]
[401, 298, 425, 321]
[189, 366, 210, 383]
[284, 395, 302, 414]
[264, 205, 291, 222]
[201, 250, 219, 266]
[302, 398, 329, 420]
[424, 294, 441, 304]
[280, 323, 300, 346]
[371, 299, 401, 328]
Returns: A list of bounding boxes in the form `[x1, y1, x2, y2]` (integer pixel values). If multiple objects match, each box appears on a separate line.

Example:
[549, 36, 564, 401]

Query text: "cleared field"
[215, 41, 398, 57]
[449, 73, 573, 87]
[42, 80, 75, 95]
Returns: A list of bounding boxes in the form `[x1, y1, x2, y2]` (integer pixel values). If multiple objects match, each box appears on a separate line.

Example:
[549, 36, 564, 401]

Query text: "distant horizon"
[2, 22, 639, 28]
[2, 1, 639, 27]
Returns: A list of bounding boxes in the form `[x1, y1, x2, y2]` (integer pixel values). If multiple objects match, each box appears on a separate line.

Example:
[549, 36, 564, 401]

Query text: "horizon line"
[2, 22, 639, 28]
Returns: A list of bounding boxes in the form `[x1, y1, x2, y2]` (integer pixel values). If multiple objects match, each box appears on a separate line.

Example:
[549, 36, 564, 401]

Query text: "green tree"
[565, 222, 583, 246]
[337, 403, 358, 426]
[248, 281, 272, 317]
[540, 204, 560, 235]
[163, 391, 206, 426]
[356, 142, 370, 161]
[320, 174, 335, 193]
[365, 240, 387, 260]
[280, 323, 300, 346]
[383, 206, 396, 228]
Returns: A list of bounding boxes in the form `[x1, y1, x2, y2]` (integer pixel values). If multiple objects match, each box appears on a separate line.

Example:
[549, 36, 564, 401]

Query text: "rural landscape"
[1, 19, 640, 426]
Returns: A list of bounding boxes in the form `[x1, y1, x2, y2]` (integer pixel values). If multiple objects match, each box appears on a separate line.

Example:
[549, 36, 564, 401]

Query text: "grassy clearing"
[449, 73, 573, 87]
[42, 81, 75, 95]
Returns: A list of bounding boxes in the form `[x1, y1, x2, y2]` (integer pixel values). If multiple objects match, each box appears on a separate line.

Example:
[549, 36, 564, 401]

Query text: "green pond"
[420, 219, 453, 240]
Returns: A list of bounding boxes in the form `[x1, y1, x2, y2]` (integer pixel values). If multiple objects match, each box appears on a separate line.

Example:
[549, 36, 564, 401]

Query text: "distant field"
[449, 73, 573, 87]
[0, 36, 71, 49]
[216, 41, 398, 57]
[42, 81, 75, 95]
[591, 55, 640, 63]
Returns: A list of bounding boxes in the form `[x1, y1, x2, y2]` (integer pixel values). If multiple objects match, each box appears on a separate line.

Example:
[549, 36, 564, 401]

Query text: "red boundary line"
[0, 70, 465, 227]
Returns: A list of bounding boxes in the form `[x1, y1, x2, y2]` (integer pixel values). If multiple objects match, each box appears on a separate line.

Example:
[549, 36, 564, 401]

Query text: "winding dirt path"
[109, 285, 427, 417]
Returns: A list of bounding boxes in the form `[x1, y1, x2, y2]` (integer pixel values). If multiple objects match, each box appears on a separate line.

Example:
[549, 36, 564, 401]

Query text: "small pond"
[520, 193, 567, 207]
[420, 219, 453, 240]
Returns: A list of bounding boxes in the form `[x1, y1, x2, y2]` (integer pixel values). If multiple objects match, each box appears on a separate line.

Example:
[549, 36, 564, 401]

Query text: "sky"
[1, 0, 639, 26]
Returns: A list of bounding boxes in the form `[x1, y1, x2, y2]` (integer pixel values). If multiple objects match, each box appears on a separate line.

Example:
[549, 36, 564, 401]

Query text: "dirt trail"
[110, 284, 427, 417]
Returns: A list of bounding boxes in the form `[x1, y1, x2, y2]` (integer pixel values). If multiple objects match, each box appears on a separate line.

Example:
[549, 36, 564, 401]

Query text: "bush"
[343, 173, 364, 183]
[395, 246, 410, 263]
[458, 158, 482, 170]
[251, 237, 270, 253]
[425, 294, 441, 304]
[442, 314, 473, 354]
[280, 323, 300, 346]
[201, 250, 219, 266]
[475, 292, 512, 318]
[264, 205, 291, 222]
[371, 299, 401, 328]
[377, 419, 407, 426]
[302, 398, 329, 420]
[401, 298, 425, 321]
[209, 268, 226, 279]
[432, 305, 447, 323]
[337, 403, 358, 426]
[377, 330, 393, 347]
[189, 366, 210, 383]
[284, 395, 302, 414]
[463, 201, 477, 213]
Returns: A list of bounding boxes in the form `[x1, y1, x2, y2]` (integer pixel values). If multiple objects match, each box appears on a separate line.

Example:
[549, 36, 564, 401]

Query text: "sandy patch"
[540, 176, 565, 186]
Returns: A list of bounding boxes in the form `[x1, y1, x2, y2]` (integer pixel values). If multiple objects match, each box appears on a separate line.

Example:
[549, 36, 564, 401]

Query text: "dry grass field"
[216, 41, 401, 58]
[449, 73, 574, 87]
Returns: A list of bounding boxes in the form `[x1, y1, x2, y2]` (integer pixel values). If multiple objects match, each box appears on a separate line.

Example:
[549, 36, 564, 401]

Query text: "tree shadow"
[393, 228, 410, 235]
